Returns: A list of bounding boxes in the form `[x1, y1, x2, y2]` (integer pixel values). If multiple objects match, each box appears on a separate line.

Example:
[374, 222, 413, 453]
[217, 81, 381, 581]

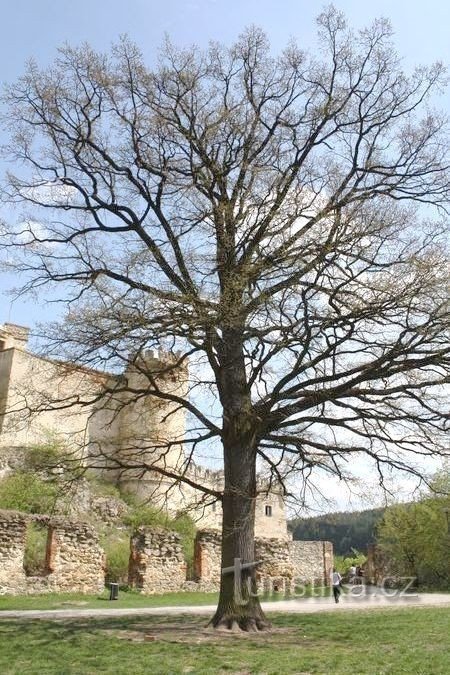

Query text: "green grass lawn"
[0, 607, 448, 674]
[0, 589, 219, 611]
[0, 586, 332, 611]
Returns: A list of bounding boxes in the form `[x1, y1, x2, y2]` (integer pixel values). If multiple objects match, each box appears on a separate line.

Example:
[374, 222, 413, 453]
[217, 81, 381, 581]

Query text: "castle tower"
[111, 350, 189, 501]
[0, 323, 30, 351]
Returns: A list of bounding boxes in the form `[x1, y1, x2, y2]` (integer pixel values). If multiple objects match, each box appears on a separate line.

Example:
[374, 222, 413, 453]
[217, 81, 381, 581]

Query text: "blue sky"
[1, 0, 449, 326]
[1, 0, 450, 74]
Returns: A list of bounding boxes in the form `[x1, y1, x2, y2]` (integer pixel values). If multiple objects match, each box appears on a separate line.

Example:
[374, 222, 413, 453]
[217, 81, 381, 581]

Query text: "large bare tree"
[1, 7, 449, 630]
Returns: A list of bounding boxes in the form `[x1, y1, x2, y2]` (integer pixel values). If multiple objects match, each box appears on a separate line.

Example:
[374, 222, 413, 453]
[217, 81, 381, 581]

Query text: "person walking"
[331, 568, 343, 603]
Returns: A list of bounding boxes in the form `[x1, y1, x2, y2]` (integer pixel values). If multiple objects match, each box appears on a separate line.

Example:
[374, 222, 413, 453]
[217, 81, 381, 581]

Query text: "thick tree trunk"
[209, 326, 271, 632]
[209, 442, 271, 631]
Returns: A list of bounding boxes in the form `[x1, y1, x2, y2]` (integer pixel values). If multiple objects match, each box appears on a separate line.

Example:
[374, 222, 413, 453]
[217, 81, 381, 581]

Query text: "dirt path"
[1, 592, 449, 620]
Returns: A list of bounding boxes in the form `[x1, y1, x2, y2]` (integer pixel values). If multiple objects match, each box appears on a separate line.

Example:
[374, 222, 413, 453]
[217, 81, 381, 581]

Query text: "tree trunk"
[209, 326, 271, 632]
[209, 441, 271, 631]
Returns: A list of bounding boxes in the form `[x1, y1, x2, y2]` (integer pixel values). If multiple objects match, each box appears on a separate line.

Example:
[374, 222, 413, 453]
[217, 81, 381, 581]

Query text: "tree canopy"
[290, 507, 385, 555]
[376, 470, 450, 588]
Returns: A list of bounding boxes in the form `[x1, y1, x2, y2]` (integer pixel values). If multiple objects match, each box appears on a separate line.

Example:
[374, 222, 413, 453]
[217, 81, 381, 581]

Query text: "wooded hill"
[289, 508, 385, 556]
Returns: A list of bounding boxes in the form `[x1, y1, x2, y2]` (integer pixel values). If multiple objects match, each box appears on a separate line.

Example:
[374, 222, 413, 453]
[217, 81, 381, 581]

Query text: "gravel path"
[1, 592, 449, 620]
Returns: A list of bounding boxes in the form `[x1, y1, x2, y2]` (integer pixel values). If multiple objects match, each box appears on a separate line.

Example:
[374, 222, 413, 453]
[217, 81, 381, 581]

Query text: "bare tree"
[1, 7, 449, 630]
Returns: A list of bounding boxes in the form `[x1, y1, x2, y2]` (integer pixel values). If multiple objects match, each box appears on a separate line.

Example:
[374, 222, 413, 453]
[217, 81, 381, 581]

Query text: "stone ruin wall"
[193, 529, 222, 590]
[0, 511, 28, 594]
[365, 543, 403, 587]
[0, 507, 333, 596]
[255, 537, 296, 594]
[192, 530, 332, 593]
[290, 540, 334, 585]
[128, 527, 187, 594]
[0, 510, 105, 595]
[193, 530, 296, 593]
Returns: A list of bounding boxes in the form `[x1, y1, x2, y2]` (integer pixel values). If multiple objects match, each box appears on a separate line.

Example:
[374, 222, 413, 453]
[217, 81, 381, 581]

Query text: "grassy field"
[0, 586, 332, 611]
[0, 589, 220, 611]
[0, 607, 448, 674]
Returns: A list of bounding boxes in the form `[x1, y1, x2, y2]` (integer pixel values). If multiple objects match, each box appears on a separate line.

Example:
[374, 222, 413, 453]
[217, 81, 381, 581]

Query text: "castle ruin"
[0, 321, 333, 595]
[0, 321, 287, 537]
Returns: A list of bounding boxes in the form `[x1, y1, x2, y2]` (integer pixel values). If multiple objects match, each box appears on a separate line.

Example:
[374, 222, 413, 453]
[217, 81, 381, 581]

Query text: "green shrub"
[376, 472, 450, 589]
[334, 549, 367, 575]
[24, 440, 84, 480]
[0, 472, 59, 514]
[23, 522, 49, 576]
[171, 512, 196, 569]
[102, 533, 130, 585]
[84, 476, 122, 499]
[122, 503, 170, 532]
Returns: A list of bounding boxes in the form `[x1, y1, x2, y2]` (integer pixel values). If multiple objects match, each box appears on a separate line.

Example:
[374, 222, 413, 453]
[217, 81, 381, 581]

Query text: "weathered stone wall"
[0, 511, 28, 594]
[0, 506, 333, 597]
[0, 509, 105, 595]
[193, 529, 222, 589]
[256, 538, 295, 593]
[193, 531, 297, 593]
[44, 518, 105, 593]
[365, 543, 402, 586]
[128, 527, 187, 594]
[289, 540, 333, 586]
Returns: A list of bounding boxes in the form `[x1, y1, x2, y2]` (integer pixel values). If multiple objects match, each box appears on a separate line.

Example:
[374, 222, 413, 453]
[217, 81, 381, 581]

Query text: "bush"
[24, 439, 84, 480]
[23, 522, 49, 576]
[84, 475, 122, 499]
[122, 504, 170, 532]
[0, 472, 59, 514]
[102, 533, 130, 585]
[171, 512, 197, 569]
[376, 472, 450, 590]
[334, 549, 367, 576]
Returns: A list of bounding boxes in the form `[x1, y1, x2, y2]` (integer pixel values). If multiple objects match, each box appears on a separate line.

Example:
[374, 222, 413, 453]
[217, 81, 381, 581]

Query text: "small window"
[0, 340, 5, 351]
[265, 505, 272, 517]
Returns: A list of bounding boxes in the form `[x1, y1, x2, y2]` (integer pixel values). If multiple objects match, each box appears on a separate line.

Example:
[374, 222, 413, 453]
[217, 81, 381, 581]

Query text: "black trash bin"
[109, 582, 119, 600]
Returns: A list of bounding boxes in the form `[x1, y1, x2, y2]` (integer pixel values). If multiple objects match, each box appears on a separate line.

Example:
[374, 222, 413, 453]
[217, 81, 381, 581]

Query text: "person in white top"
[349, 564, 357, 584]
[331, 569, 343, 603]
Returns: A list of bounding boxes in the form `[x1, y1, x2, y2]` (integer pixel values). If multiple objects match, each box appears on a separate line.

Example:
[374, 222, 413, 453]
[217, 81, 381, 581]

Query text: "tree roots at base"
[208, 613, 272, 633]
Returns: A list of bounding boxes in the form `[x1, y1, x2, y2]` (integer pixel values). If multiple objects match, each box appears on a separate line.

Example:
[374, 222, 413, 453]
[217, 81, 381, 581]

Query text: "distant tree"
[334, 549, 367, 576]
[290, 508, 385, 555]
[1, 6, 449, 630]
[376, 470, 450, 588]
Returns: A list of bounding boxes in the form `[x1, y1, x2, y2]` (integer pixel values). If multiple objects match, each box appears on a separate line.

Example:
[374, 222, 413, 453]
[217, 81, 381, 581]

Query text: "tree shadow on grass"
[0, 614, 300, 649]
